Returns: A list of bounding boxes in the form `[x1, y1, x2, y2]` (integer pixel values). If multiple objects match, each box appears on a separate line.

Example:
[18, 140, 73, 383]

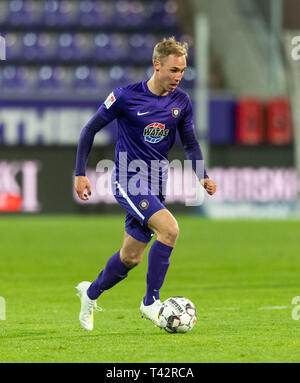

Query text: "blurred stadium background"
[2, 0, 300, 364]
[0, 0, 300, 219]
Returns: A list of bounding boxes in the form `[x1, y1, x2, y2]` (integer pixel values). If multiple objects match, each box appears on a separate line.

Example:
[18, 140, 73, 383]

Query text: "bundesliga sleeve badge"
[104, 92, 116, 109]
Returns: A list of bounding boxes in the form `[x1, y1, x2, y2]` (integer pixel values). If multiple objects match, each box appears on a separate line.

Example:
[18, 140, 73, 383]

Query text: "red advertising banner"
[0, 192, 22, 211]
[236, 98, 264, 145]
[266, 98, 292, 144]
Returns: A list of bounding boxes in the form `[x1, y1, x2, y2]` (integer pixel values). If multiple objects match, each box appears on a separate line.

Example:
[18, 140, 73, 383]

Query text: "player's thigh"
[147, 209, 179, 241]
[120, 232, 148, 266]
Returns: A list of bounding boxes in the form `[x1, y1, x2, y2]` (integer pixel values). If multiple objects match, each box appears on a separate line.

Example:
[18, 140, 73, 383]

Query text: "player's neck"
[147, 76, 169, 97]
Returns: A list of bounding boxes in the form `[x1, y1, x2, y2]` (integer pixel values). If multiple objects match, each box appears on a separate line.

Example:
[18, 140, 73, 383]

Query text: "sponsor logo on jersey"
[143, 122, 169, 144]
[104, 92, 116, 109]
[172, 108, 181, 118]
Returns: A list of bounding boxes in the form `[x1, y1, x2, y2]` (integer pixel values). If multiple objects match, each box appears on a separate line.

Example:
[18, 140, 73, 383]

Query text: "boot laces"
[88, 299, 103, 313]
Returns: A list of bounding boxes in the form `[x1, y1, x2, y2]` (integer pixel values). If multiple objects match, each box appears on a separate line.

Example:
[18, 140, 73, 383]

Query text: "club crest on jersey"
[172, 108, 181, 118]
[143, 122, 169, 144]
[104, 92, 116, 109]
[139, 199, 149, 210]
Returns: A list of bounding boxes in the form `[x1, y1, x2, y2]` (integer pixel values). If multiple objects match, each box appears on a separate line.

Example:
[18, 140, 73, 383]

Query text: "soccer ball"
[158, 296, 197, 334]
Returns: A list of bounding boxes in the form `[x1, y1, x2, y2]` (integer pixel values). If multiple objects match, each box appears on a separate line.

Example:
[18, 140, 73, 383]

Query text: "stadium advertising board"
[73, 166, 298, 205]
[0, 147, 298, 216]
[0, 160, 40, 212]
[0, 101, 116, 146]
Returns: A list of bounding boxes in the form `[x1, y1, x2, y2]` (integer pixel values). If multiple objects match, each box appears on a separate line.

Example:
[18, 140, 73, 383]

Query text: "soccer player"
[74, 37, 216, 331]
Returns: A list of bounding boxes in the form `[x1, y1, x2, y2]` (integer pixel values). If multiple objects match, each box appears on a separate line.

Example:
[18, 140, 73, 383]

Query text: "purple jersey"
[100, 80, 192, 168]
[75, 80, 208, 185]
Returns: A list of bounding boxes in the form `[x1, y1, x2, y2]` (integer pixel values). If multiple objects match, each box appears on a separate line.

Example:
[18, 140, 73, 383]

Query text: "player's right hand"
[74, 176, 92, 201]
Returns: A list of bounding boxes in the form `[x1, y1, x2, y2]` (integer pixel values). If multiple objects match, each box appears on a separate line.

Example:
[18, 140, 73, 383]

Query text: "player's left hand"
[201, 178, 216, 196]
[74, 175, 92, 200]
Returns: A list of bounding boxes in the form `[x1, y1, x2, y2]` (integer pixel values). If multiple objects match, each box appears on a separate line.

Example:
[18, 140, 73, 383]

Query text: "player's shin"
[144, 240, 173, 305]
[87, 250, 131, 300]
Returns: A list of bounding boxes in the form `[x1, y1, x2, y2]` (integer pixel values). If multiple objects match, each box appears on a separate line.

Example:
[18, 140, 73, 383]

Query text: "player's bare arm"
[74, 175, 91, 201]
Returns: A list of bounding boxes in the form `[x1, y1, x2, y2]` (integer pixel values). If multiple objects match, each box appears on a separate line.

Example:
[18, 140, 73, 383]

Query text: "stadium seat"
[73, 66, 100, 92]
[22, 32, 39, 60]
[108, 65, 128, 88]
[145, 0, 178, 27]
[0, 0, 8, 24]
[4, 32, 22, 60]
[113, 0, 144, 27]
[0, 66, 29, 91]
[56, 33, 91, 61]
[0, 0, 184, 97]
[161, 0, 178, 27]
[37, 65, 68, 92]
[36, 33, 57, 60]
[128, 34, 147, 63]
[43, 0, 77, 26]
[93, 33, 127, 63]
[5, 0, 42, 26]
[78, 0, 109, 27]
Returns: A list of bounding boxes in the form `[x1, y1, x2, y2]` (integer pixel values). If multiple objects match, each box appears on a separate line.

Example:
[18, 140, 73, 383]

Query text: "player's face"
[155, 54, 187, 93]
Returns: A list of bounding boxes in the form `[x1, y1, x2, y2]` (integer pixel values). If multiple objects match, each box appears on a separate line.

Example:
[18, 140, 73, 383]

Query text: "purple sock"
[87, 251, 130, 300]
[144, 240, 173, 306]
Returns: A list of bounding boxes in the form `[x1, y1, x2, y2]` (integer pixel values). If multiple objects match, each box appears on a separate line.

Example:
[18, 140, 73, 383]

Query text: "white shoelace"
[153, 296, 162, 306]
[88, 300, 103, 312]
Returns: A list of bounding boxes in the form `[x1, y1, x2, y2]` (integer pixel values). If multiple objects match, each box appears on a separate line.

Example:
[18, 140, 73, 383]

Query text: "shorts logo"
[104, 92, 116, 109]
[143, 122, 169, 144]
[172, 108, 181, 118]
[139, 199, 149, 210]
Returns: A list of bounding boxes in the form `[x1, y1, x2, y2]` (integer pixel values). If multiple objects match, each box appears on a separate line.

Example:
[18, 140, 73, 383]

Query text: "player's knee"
[161, 222, 179, 246]
[168, 223, 179, 242]
[120, 249, 143, 268]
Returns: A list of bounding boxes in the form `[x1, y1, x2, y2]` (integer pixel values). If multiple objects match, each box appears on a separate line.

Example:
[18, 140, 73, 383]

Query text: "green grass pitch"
[0, 215, 300, 363]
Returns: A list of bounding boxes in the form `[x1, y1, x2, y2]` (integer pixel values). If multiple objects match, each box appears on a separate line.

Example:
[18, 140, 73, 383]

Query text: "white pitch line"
[197, 306, 290, 312]
[257, 306, 289, 311]
[210, 307, 240, 311]
[198, 307, 240, 311]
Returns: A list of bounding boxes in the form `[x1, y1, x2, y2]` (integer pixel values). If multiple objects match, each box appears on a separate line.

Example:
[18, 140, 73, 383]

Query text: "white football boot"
[75, 281, 102, 331]
[140, 297, 163, 328]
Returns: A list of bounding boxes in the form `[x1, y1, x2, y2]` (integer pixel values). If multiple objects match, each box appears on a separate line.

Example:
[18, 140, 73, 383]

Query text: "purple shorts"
[113, 180, 165, 243]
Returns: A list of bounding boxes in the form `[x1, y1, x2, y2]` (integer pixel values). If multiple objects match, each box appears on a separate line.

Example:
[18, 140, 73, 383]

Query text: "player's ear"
[153, 59, 161, 72]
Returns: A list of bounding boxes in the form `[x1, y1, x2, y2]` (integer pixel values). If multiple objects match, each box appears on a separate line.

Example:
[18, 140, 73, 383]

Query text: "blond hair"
[152, 36, 188, 64]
